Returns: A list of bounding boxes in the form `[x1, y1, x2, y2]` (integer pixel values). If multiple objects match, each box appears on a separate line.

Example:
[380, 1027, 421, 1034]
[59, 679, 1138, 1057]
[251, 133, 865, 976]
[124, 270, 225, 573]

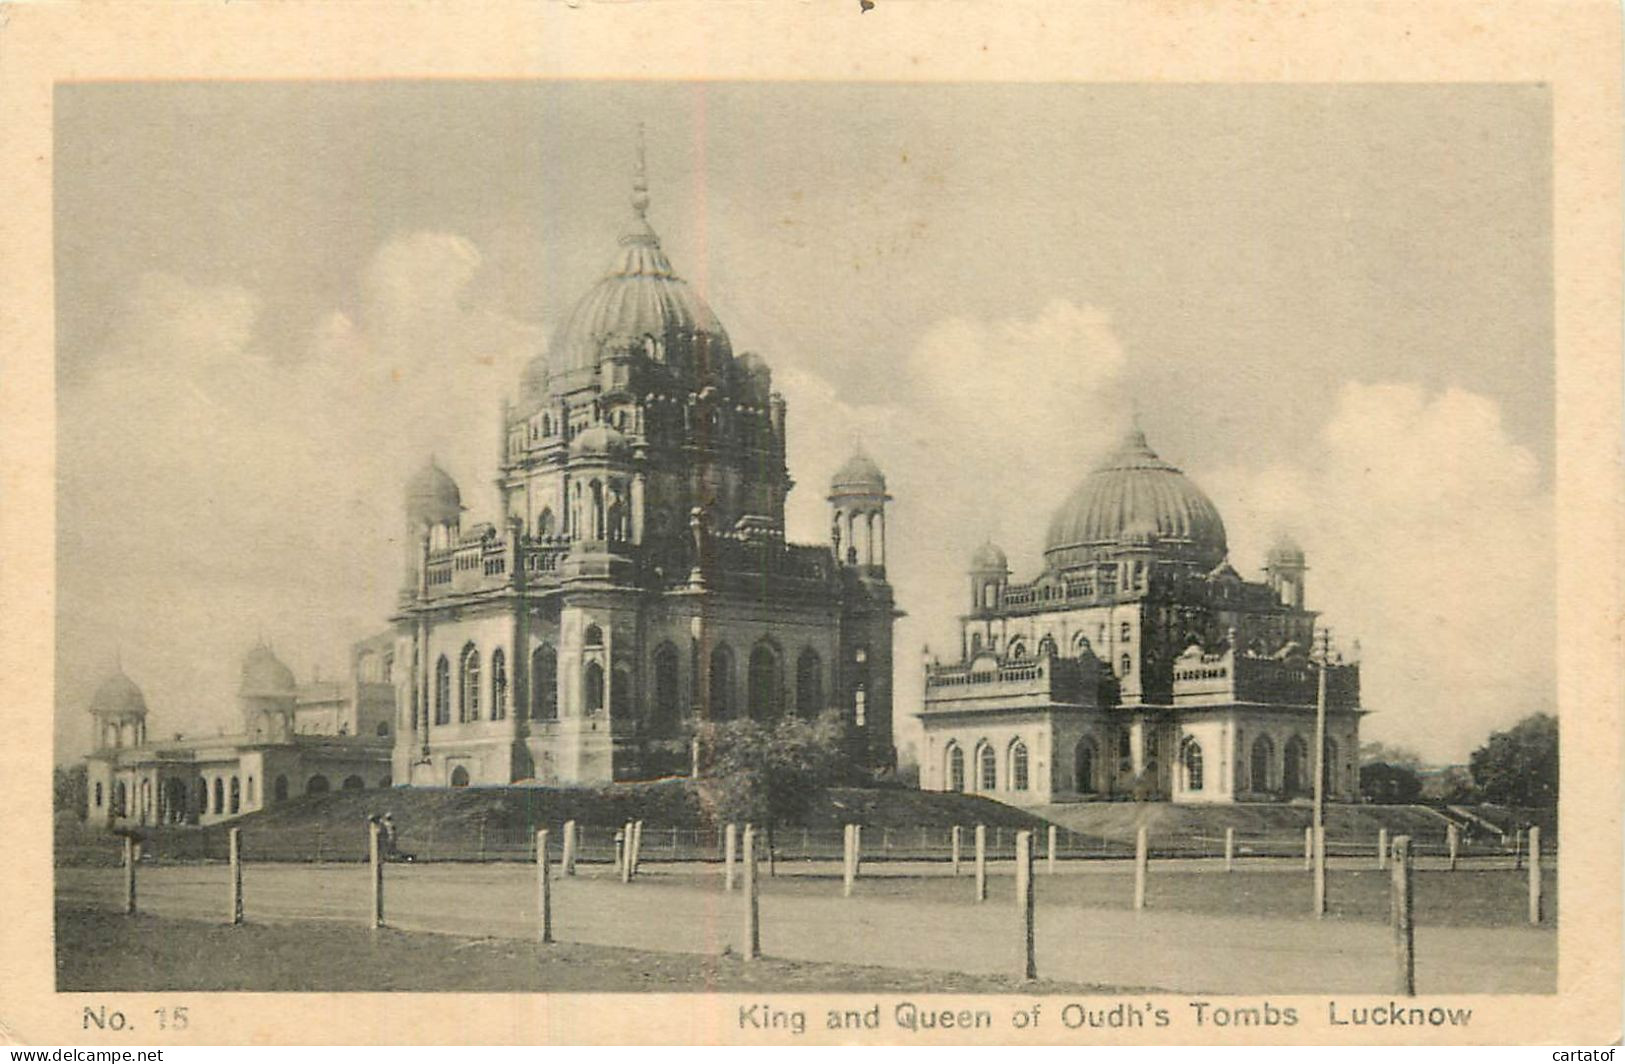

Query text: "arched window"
[1075, 739, 1097, 794]
[434, 656, 451, 725]
[227, 775, 238, 813]
[852, 645, 870, 727]
[213, 777, 224, 815]
[970, 631, 983, 653]
[1072, 632, 1092, 657]
[1120, 621, 1132, 642]
[1037, 635, 1057, 658]
[583, 661, 605, 713]
[708, 645, 734, 720]
[114, 781, 127, 817]
[449, 765, 470, 788]
[795, 649, 823, 717]
[1118, 728, 1132, 766]
[94, 782, 103, 808]
[977, 743, 998, 791]
[1119, 653, 1132, 677]
[652, 643, 681, 735]
[459, 644, 481, 723]
[1283, 735, 1308, 795]
[611, 665, 632, 717]
[1008, 638, 1027, 660]
[946, 744, 965, 792]
[342, 775, 365, 791]
[376, 720, 390, 736]
[537, 507, 555, 538]
[1010, 740, 1030, 791]
[273, 775, 288, 803]
[306, 775, 330, 795]
[531, 645, 557, 720]
[1181, 737, 1204, 792]
[1250, 734, 1275, 792]
[584, 624, 604, 648]
[247, 776, 256, 804]
[490, 648, 507, 721]
[748, 642, 782, 720]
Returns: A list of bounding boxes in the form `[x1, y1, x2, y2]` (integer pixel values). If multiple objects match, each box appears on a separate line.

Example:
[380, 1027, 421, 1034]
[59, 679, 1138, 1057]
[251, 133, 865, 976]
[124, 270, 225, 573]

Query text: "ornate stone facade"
[919, 427, 1362, 806]
[389, 156, 899, 787]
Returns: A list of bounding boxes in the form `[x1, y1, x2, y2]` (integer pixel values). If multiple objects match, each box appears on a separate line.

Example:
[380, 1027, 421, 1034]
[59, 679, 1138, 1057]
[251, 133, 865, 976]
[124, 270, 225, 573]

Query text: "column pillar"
[631, 472, 646, 545]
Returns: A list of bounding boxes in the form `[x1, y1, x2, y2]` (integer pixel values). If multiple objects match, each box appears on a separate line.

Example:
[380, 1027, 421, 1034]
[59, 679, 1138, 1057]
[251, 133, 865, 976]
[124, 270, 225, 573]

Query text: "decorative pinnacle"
[632, 122, 650, 220]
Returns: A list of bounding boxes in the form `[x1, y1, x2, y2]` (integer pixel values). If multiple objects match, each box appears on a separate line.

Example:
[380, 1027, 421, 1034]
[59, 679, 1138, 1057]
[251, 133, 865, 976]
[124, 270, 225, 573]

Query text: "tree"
[1359, 741, 1423, 772]
[695, 710, 848, 837]
[1469, 712, 1558, 808]
[54, 764, 88, 820]
[1359, 761, 1422, 804]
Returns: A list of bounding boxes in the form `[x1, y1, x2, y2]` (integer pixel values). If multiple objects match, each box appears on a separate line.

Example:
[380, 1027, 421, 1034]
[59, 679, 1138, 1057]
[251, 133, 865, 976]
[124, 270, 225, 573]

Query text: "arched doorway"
[1180, 737, 1205, 793]
[342, 775, 365, 791]
[1283, 735, 1308, 796]
[1075, 739, 1098, 794]
[795, 649, 823, 717]
[747, 643, 782, 720]
[1250, 735, 1275, 793]
[306, 775, 330, 796]
[652, 643, 681, 735]
[708, 645, 734, 720]
[273, 775, 289, 802]
[449, 765, 470, 788]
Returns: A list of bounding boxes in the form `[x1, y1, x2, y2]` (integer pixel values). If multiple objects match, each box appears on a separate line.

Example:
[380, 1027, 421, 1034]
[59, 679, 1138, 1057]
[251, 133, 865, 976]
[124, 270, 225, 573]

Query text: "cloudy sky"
[55, 81, 1551, 765]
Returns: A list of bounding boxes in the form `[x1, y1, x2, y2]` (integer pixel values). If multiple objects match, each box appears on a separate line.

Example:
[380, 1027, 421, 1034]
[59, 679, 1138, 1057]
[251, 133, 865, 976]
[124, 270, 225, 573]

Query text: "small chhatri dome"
[970, 539, 1009, 572]
[831, 448, 887, 495]
[1044, 424, 1227, 569]
[405, 458, 462, 526]
[544, 136, 732, 378]
[1267, 531, 1306, 563]
[569, 423, 632, 459]
[90, 668, 147, 718]
[240, 641, 296, 697]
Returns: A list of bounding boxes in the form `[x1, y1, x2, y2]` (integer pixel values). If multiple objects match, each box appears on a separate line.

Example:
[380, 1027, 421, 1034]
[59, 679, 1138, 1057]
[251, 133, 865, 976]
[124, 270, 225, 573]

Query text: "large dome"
[545, 187, 731, 378]
[90, 669, 147, 718]
[405, 458, 462, 527]
[1044, 427, 1227, 568]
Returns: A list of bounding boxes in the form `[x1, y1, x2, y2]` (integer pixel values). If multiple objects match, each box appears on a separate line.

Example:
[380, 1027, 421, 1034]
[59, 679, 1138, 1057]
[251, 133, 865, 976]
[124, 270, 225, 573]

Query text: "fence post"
[1134, 826, 1148, 911]
[724, 823, 738, 892]
[743, 824, 761, 961]
[853, 825, 863, 878]
[633, 820, 645, 878]
[1224, 827, 1235, 872]
[123, 836, 137, 915]
[537, 829, 553, 944]
[1303, 825, 1313, 871]
[1378, 827, 1389, 870]
[1390, 835, 1415, 995]
[1447, 824, 1459, 871]
[617, 825, 631, 884]
[1313, 826, 1327, 918]
[1513, 827, 1524, 871]
[951, 825, 962, 876]
[368, 819, 384, 929]
[842, 825, 856, 897]
[1528, 825, 1543, 924]
[974, 824, 988, 903]
[671, 824, 679, 858]
[477, 818, 487, 862]
[228, 827, 243, 925]
[1047, 824, 1057, 874]
[1015, 829, 1037, 981]
[562, 819, 577, 876]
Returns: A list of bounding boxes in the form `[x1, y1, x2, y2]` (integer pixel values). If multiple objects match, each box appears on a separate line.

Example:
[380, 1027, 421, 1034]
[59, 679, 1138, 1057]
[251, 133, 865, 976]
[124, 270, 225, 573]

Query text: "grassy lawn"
[55, 906, 1121, 994]
[637, 863, 1558, 929]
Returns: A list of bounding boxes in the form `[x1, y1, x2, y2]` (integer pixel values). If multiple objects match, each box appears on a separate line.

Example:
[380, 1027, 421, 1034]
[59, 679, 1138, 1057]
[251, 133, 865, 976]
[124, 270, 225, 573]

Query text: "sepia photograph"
[1, 0, 1619, 1048]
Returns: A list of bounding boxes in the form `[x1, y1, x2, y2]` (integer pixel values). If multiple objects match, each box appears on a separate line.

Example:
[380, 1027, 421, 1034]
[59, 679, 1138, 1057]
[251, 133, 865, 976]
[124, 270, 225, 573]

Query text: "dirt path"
[56, 864, 1553, 995]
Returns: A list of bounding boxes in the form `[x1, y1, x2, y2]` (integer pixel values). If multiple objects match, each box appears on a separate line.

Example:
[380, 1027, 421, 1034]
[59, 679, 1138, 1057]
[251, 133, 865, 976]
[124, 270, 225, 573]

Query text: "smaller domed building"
[84, 638, 394, 827]
[919, 425, 1362, 806]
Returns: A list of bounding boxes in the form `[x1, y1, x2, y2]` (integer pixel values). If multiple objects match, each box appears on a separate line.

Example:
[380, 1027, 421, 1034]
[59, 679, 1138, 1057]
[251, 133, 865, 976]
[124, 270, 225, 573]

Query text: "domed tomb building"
[919, 426, 1362, 805]
[388, 156, 899, 787]
[83, 637, 395, 827]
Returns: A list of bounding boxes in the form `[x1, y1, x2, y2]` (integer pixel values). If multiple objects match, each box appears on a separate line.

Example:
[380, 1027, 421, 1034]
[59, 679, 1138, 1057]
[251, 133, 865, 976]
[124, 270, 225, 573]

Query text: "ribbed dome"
[405, 459, 462, 526]
[970, 540, 1009, 572]
[830, 449, 887, 495]
[240, 643, 296, 697]
[1044, 427, 1227, 568]
[90, 669, 147, 718]
[546, 212, 731, 378]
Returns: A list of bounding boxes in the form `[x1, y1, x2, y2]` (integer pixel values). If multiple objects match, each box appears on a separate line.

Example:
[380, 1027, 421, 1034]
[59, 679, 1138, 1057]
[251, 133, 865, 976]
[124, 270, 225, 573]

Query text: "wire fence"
[55, 819, 1556, 868]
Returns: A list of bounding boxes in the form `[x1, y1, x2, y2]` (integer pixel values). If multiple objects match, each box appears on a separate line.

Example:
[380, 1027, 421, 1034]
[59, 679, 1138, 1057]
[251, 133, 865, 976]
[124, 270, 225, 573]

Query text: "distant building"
[918, 426, 1363, 806]
[83, 638, 393, 826]
[387, 152, 899, 787]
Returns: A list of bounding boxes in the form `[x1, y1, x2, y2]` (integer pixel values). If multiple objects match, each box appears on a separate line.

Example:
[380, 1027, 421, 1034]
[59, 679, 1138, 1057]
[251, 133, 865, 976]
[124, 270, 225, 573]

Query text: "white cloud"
[1202, 381, 1553, 763]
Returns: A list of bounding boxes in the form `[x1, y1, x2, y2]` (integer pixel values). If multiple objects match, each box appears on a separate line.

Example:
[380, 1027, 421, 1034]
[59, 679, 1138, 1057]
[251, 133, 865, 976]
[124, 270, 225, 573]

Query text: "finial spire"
[632, 122, 650, 220]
